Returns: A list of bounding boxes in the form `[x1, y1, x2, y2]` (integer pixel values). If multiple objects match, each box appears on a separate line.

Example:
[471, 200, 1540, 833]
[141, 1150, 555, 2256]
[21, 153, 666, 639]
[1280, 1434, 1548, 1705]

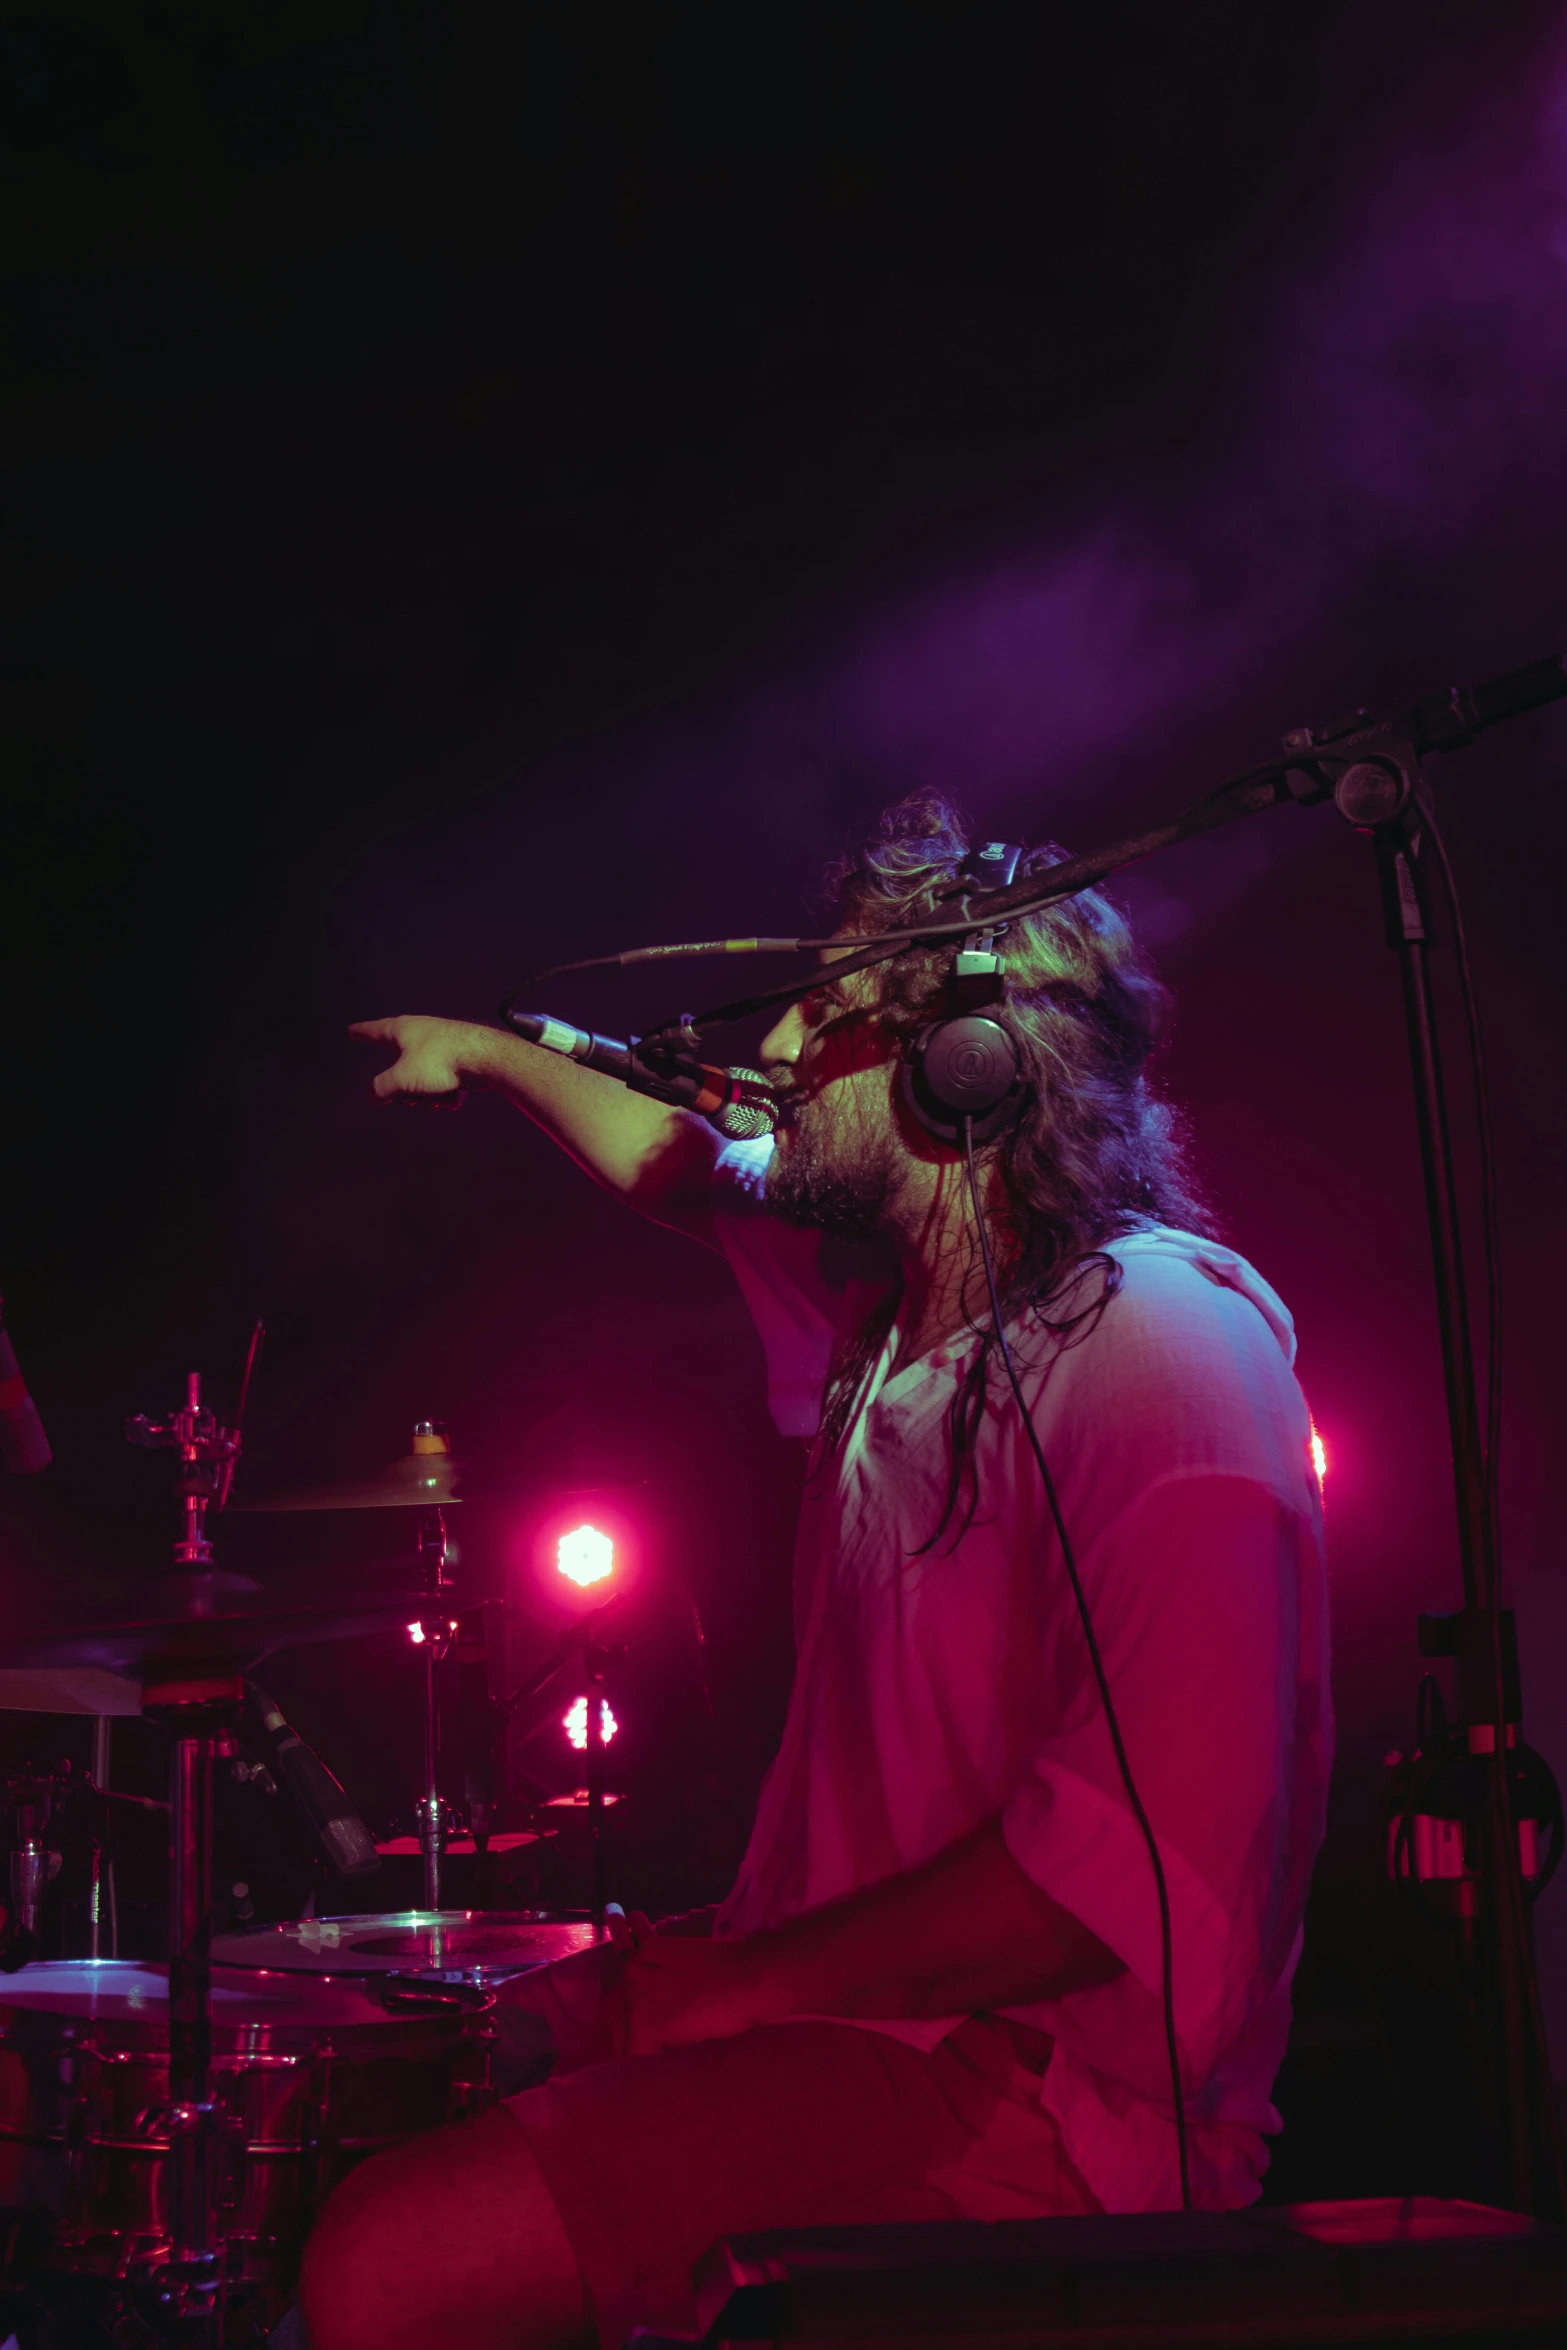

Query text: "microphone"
[0, 1306, 51, 1475]
[502, 1011, 778, 1141]
[245, 1682, 380, 1878]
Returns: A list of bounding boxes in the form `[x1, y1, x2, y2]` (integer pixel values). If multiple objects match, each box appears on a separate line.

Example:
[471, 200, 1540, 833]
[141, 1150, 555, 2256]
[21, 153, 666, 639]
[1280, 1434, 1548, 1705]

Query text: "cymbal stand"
[125, 1366, 250, 2340]
[142, 1677, 243, 2340]
[415, 1506, 458, 1915]
[89, 1715, 113, 1960]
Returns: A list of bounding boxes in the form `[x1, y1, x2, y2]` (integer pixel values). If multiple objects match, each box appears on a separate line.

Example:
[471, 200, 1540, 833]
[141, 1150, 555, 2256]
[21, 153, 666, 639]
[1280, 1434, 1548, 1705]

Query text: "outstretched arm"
[349, 1015, 724, 1243]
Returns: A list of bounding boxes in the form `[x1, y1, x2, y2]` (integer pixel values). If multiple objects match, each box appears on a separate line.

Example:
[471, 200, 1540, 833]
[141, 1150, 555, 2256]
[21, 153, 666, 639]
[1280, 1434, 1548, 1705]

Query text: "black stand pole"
[1376, 818, 1540, 2208]
[145, 1678, 243, 2344]
[415, 1504, 454, 1923]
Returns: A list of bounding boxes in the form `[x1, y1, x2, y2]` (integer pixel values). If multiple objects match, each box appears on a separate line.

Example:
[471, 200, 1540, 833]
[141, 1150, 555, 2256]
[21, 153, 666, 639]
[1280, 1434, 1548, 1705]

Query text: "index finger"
[348, 1019, 400, 1043]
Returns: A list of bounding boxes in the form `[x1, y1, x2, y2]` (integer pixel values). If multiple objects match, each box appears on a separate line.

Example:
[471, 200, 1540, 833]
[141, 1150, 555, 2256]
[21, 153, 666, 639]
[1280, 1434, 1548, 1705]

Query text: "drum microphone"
[0, 1305, 51, 1475]
[501, 1010, 778, 1141]
[244, 1683, 381, 1879]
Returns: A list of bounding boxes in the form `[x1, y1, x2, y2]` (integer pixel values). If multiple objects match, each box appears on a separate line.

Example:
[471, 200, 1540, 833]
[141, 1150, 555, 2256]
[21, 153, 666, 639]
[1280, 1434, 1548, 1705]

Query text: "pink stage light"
[557, 1522, 615, 1589]
[564, 1695, 618, 1749]
[1310, 1425, 1327, 1486]
[407, 1621, 425, 1644]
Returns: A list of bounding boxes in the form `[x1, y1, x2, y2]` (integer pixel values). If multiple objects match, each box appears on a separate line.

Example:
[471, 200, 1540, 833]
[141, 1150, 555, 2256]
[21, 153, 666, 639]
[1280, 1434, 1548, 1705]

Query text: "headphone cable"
[960, 1114, 1193, 2212]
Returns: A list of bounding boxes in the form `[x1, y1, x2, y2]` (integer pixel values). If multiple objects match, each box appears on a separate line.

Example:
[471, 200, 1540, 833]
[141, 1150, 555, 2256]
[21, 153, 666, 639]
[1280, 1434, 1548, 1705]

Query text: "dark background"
[4, 0, 1567, 2199]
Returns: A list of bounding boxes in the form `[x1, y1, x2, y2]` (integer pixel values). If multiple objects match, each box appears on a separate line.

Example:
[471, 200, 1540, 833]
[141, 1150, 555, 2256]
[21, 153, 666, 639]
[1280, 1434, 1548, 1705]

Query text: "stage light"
[1310, 1425, 1327, 1486]
[557, 1522, 614, 1589]
[564, 1695, 618, 1749]
[520, 1487, 646, 1624]
[407, 1622, 425, 1644]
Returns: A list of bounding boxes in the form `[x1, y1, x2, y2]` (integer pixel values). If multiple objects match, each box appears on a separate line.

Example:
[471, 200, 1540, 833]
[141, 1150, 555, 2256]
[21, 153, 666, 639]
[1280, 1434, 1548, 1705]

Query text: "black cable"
[960, 1115, 1192, 2212]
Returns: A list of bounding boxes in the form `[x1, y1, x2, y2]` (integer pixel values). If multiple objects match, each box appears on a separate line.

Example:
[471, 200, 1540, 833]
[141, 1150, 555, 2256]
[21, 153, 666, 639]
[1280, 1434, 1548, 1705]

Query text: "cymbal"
[374, 1830, 539, 1856]
[233, 1452, 466, 1512]
[0, 1667, 143, 1716]
[0, 1582, 431, 1679]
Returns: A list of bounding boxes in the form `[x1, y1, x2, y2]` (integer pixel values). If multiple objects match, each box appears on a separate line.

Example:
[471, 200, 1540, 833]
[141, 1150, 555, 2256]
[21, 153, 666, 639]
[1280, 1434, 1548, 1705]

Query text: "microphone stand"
[639, 653, 1567, 2216]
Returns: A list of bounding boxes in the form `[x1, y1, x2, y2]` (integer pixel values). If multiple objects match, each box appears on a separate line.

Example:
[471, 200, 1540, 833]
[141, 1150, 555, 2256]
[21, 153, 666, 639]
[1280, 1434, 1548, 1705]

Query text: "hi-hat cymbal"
[234, 1451, 465, 1513]
[0, 1581, 430, 1680]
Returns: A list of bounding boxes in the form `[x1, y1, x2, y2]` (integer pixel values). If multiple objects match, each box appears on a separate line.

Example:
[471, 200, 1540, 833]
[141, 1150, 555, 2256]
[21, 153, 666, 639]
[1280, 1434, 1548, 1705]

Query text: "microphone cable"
[960, 1113, 1192, 2212]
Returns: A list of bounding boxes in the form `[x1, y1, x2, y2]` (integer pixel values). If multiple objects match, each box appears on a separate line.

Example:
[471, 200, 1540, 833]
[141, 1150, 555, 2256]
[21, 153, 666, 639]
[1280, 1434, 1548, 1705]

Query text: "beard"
[764, 1089, 897, 1240]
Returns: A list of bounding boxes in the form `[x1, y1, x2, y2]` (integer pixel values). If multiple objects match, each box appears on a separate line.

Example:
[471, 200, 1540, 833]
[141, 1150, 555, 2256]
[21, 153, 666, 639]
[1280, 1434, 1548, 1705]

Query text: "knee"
[298, 2108, 588, 2350]
[300, 2144, 425, 2350]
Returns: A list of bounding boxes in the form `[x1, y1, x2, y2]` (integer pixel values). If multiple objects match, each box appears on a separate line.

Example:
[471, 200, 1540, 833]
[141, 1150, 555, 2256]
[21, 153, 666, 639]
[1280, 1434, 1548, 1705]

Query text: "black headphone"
[897, 841, 1028, 1148]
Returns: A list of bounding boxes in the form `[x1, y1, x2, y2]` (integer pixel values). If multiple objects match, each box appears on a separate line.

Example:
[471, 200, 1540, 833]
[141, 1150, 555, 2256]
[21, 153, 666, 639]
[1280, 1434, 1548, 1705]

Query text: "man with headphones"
[308, 797, 1330, 2350]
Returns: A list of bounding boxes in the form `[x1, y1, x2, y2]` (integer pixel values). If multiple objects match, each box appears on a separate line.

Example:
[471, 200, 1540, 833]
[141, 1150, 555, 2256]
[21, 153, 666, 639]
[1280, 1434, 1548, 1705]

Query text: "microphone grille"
[716, 1067, 778, 1140]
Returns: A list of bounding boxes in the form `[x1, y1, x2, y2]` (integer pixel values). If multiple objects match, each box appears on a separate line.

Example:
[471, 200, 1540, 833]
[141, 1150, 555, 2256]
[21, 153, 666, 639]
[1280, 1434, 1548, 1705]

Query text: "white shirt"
[710, 1136, 1331, 2213]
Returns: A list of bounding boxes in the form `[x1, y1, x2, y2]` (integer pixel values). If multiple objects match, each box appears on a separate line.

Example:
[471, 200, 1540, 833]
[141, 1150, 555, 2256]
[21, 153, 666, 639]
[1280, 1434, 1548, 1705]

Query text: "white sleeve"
[711, 1139, 895, 1440]
[1001, 1474, 1329, 2088]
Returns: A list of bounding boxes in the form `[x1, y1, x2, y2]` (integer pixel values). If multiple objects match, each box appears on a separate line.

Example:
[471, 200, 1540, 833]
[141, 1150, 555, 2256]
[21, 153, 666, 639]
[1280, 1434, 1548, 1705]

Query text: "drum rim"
[206, 1908, 596, 1975]
[0, 1958, 479, 2046]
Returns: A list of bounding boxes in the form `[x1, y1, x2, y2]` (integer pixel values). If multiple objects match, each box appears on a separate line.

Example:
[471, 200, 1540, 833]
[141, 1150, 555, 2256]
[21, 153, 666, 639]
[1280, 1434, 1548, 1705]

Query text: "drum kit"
[0, 1359, 610, 2343]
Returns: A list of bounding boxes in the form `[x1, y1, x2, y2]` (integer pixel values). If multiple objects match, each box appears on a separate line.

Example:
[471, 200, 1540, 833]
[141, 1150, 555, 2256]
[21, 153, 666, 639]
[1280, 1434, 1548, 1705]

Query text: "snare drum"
[0, 1961, 492, 2280]
[209, 1909, 597, 1986]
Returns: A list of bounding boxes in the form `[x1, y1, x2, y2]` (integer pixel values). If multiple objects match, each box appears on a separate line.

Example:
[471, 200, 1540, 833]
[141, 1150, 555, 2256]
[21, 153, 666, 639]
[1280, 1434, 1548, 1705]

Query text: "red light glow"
[1310, 1426, 1327, 1487]
[556, 1523, 614, 1589]
[564, 1695, 618, 1749]
[407, 1621, 425, 1644]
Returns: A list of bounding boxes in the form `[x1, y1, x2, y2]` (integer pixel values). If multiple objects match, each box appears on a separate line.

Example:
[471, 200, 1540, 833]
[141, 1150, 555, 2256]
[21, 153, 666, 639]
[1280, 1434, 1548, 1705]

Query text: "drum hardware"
[1, 1765, 165, 1971]
[0, 1349, 434, 2339]
[0, 1961, 493, 2298]
[0, 1349, 519, 2327]
[0, 1609, 435, 2337]
[125, 1359, 255, 1572]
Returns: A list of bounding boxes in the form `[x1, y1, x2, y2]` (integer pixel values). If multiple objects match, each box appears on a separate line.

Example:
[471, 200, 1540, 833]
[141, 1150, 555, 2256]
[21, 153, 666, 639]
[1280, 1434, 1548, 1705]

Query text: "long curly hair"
[815, 791, 1215, 1542]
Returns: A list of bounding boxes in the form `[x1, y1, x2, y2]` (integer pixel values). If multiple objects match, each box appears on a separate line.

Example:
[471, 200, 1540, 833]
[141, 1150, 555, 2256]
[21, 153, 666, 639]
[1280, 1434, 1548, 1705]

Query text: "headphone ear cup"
[900, 1015, 1024, 1146]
